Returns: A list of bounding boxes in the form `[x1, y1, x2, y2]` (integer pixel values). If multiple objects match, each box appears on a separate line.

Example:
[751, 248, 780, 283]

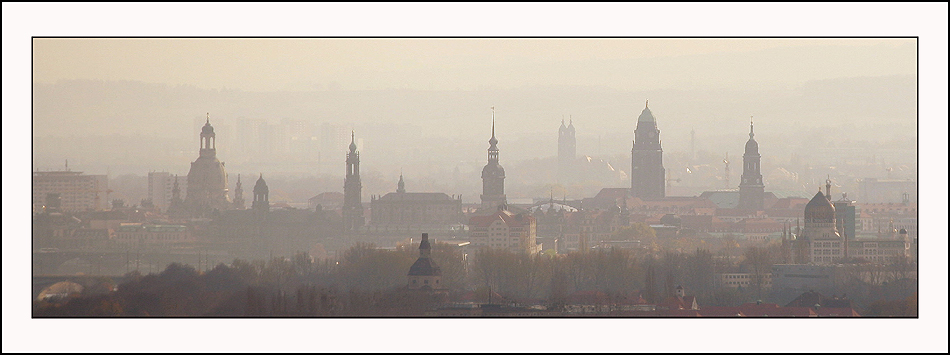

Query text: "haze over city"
[31, 38, 919, 207]
[6, 2, 948, 354]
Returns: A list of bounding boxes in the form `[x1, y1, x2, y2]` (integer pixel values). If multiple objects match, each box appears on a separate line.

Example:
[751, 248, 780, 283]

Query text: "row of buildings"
[34, 103, 917, 266]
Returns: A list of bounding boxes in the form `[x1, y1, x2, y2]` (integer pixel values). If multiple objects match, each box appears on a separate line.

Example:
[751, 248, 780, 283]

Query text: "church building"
[185, 113, 231, 217]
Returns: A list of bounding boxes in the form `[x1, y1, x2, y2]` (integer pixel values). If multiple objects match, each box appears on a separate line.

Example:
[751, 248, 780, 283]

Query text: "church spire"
[489, 107, 498, 147]
[481, 106, 506, 210]
[750, 116, 755, 139]
[488, 106, 499, 159]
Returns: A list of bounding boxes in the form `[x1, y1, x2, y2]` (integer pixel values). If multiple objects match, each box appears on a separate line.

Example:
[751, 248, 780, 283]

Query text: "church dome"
[201, 122, 214, 135]
[804, 190, 835, 222]
[254, 174, 268, 194]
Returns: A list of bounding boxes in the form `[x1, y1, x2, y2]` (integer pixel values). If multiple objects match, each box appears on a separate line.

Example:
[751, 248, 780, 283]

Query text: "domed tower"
[738, 117, 765, 210]
[185, 113, 231, 217]
[408, 233, 443, 290]
[251, 173, 269, 212]
[631, 100, 665, 199]
[481, 107, 507, 210]
[558, 117, 576, 181]
[343, 131, 364, 233]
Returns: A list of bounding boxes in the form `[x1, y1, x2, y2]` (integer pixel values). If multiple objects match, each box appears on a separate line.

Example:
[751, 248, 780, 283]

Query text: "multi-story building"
[368, 174, 463, 232]
[115, 223, 193, 247]
[469, 208, 541, 254]
[32, 170, 109, 213]
[858, 178, 916, 203]
[715, 272, 773, 289]
[792, 180, 911, 265]
[147, 171, 187, 212]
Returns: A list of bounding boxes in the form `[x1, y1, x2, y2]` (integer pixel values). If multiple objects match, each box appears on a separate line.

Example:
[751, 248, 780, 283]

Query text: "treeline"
[34, 239, 917, 316]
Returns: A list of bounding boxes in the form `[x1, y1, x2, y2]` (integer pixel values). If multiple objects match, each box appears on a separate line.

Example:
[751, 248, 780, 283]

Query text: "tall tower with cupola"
[185, 113, 231, 217]
[251, 174, 269, 213]
[481, 107, 507, 210]
[630, 100, 665, 199]
[738, 117, 765, 210]
[343, 132, 365, 232]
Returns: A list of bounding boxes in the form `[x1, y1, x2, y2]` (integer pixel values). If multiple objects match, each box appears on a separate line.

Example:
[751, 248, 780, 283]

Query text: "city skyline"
[8, 3, 948, 354]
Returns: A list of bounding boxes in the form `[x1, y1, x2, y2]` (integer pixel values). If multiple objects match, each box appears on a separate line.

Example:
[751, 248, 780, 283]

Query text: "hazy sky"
[33, 38, 915, 92]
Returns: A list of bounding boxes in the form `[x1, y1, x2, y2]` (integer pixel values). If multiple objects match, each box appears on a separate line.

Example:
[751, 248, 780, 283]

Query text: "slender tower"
[481, 107, 507, 210]
[738, 117, 765, 210]
[396, 173, 406, 194]
[558, 116, 576, 182]
[343, 131, 364, 232]
[630, 100, 665, 199]
[233, 174, 245, 209]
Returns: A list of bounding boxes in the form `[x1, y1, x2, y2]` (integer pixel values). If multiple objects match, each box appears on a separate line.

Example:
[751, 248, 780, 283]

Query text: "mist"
[31, 39, 917, 205]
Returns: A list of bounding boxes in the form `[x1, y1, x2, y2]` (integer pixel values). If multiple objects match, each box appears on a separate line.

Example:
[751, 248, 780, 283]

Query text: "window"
[424, 280, 429, 284]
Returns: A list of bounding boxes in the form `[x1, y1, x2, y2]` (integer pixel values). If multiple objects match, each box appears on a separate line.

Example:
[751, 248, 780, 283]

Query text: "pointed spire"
[489, 106, 498, 147]
[206, 112, 210, 125]
[749, 116, 755, 139]
[645, 99, 649, 109]
[349, 130, 358, 152]
[491, 106, 496, 138]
